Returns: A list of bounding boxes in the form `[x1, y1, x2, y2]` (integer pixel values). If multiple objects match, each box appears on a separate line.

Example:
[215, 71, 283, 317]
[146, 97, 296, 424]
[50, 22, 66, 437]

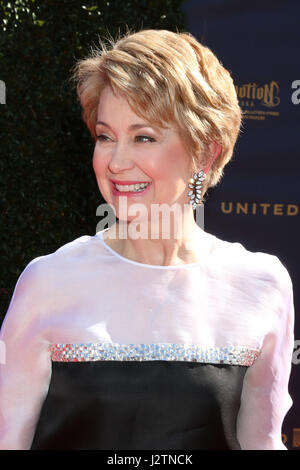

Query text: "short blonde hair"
[71, 28, 243, 201]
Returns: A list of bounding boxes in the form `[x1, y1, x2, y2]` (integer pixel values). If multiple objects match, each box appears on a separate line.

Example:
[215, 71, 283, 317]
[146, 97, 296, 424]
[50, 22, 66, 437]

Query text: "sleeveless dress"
[0, 228, 294, 450]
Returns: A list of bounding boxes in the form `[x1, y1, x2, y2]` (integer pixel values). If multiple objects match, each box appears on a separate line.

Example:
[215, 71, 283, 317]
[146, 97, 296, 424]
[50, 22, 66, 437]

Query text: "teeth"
[114, 182, 150, 192]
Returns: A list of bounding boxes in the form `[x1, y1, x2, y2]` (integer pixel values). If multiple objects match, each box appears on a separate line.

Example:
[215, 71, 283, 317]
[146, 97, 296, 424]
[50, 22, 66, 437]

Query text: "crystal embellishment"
[50, 343, 260, 366]
[188, 170, 206, 210]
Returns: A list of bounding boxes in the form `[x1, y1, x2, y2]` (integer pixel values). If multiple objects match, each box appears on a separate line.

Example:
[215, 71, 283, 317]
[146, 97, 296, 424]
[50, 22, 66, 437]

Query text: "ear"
[190, 141, 222, 174]
[204, 141, 222, 172]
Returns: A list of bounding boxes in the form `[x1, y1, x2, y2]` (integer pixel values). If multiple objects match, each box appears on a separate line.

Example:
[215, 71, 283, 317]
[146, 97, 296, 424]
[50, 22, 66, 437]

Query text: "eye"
[136, 135, 155, 143]
[96, 134, 156, 143]
[96, 134, 110, 141]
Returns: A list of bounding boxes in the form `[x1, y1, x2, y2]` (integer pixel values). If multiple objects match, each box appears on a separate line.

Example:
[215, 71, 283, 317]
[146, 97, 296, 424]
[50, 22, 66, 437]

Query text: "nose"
[108, 141, 135, 173]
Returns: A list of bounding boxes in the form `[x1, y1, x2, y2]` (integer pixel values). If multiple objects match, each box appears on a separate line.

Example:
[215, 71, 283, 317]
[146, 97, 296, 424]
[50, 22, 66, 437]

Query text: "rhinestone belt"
[50, 343, 260, 366]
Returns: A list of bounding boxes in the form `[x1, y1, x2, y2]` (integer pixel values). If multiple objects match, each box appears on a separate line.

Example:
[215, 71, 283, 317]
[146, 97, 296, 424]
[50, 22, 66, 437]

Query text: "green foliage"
[0, 0, 186, 320]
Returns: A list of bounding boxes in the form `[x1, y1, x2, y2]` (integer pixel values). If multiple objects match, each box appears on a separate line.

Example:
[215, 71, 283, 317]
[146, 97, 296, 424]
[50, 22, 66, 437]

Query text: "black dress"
[30, 344, 255, 450]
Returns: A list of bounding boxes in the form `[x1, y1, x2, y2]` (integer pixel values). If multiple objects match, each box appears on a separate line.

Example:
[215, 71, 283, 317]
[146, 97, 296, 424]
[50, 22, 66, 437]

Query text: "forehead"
[97, 85, 171, 132]
[98, 85, 131, 110]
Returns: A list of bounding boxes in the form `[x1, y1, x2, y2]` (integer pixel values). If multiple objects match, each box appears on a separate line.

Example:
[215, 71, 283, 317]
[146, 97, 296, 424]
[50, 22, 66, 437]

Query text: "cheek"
[168, 141, 191, 170]
[92, 147, 106, 177]
[92, 149, 112, 200]
[141, 147, 174, 179]
[147, 143, 190, 181]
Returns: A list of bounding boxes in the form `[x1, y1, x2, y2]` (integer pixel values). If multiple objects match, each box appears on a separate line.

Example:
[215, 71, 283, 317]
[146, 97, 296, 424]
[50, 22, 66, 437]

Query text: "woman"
[0, 29, 294, 450]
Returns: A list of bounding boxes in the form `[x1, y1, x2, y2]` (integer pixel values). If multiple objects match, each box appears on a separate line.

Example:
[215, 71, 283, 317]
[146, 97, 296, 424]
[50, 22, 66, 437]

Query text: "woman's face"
[93, 85, 194, 225]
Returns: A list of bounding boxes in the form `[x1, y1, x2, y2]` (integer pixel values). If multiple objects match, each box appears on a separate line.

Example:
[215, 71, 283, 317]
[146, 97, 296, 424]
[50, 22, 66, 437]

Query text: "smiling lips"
[110, 180, 151, 196]
[111, 180, 151, 184]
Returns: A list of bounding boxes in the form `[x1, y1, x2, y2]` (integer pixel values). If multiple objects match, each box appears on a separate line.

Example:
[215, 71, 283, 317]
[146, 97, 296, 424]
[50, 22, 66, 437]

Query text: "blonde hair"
[71, 28, 243, 201]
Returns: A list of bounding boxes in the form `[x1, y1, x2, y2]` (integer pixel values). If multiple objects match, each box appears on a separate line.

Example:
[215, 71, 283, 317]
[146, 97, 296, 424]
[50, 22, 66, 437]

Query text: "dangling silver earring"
[188, 170, 206, 209]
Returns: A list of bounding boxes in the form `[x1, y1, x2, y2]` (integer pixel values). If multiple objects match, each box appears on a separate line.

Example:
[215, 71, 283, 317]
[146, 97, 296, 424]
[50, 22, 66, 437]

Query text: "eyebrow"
[96, 120, 164, 134]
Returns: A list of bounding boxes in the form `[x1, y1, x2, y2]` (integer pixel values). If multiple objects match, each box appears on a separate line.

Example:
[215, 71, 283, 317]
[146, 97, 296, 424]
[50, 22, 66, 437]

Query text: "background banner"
[182, 0, 300, 449]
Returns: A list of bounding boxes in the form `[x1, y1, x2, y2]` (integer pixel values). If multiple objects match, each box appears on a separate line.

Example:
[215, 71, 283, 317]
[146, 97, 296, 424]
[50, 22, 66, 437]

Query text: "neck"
[103, 214, 207, 267]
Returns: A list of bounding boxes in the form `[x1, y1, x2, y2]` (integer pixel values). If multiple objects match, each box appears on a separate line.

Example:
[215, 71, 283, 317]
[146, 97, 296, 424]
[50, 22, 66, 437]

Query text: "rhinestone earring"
[188, 170, 206, 209]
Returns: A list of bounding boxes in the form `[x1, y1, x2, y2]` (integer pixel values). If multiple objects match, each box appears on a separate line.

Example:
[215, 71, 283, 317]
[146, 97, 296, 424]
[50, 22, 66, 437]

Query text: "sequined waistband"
[50, 343, 260, 366]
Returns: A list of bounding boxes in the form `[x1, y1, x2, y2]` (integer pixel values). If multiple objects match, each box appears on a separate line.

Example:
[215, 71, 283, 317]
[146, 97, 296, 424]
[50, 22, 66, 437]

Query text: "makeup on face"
[93, 85, 193, 213]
